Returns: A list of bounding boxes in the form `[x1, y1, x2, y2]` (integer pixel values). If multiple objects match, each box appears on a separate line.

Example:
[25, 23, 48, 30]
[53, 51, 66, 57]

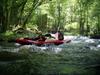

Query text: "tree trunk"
[37, 14, 47, 32]
[0, 0, 7, 33]
[79, 2, 84, 35]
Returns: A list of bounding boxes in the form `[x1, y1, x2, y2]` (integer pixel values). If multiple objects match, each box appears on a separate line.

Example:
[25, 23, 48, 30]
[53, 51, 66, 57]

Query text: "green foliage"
[0, 0, 46, 33]
[36, 14, 47, 32]
[0, 0, 100, 36]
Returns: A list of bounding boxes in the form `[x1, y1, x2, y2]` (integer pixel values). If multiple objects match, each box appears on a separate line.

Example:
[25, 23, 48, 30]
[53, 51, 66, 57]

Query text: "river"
[0, 36, 100, 75]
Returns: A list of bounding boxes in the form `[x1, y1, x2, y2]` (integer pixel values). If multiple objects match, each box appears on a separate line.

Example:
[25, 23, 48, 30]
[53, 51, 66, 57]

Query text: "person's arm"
[44, 33, 55, 39]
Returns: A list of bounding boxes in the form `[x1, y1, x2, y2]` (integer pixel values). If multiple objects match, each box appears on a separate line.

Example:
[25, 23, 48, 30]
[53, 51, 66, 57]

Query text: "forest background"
[0, 0, 100, 40]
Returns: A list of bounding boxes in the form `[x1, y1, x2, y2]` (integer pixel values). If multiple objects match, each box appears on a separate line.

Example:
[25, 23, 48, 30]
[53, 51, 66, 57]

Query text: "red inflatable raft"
[16, 38, 71, 46]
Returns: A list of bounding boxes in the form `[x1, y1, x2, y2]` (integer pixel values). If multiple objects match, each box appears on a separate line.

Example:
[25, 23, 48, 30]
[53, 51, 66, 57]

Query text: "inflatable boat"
[16, 38, 71, 46]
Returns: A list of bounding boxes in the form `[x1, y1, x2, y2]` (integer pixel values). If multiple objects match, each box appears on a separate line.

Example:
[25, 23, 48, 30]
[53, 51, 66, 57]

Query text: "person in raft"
[32, 31, 46, 41]
[19, 30, 64, 42]
[44, 30, 64, 40]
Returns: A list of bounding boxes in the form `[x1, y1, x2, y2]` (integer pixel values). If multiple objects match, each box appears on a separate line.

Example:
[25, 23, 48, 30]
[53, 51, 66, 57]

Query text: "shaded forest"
[0, 0, 100, 39]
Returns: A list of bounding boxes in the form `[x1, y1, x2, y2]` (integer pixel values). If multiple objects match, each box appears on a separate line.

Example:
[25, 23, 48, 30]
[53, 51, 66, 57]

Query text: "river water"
[0, 36, 100, 75]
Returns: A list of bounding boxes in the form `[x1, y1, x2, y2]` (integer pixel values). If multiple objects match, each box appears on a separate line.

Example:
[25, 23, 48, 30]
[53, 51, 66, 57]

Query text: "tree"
[0, 0, 46, 33]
